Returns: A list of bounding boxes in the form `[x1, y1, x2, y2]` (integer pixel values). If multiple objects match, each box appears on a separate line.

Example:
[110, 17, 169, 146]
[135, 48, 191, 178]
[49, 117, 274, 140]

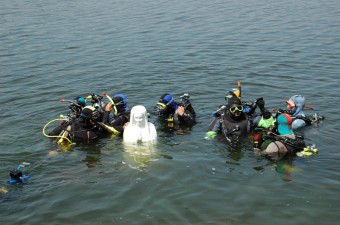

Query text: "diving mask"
[111, 100, 125, 115]
[229, 105, 243, 113]
[156, 96, 174, 111]
[286, 99, 295, 110]
[156, 101, 173, 116]
[156, 102, 167, 111]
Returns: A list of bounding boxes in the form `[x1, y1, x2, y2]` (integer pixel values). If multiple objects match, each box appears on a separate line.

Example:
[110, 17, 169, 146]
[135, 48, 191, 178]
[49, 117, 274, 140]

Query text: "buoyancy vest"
[69, 119, 99, 143]
[221, 112, 249, 137]
[260, 133, 306, 154]
[279, 136, 306, 153]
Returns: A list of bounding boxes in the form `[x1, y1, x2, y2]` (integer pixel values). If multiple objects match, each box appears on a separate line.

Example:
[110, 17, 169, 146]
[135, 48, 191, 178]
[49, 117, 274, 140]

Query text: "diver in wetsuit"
[207, 95, 252, 139]
[273, 95, 308, 130]
[156, 93, 196, 128]
[58, 106, 102, 143]
[100, 94, 130, 136]
[253, 113, 306, 161]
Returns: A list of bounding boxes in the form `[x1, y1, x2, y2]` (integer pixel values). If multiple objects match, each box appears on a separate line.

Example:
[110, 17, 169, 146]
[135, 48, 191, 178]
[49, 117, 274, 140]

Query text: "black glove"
[256, 98, 265, 112]
[262, 110, 272, 119]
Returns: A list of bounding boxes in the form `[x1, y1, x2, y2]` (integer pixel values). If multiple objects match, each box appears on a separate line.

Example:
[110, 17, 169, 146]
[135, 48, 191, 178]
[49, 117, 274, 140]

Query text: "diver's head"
[228, 95, 243, 117]
[156, 93, 175, 116]
[69, 97, 86, 115]
[10, 169, 23, 182]
[225, 88, 241, 102]
[75, 97, 86, 108]
[277, 113, 293, 135]
[81, 106, 99, 124]
[286, 95, 305, 116]
[113, 94, 128, 114]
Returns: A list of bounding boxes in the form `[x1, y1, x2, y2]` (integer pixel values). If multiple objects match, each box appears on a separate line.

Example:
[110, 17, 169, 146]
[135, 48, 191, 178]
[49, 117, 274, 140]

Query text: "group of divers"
[42, 82, 323, 158]
[8, 82, 324, 184]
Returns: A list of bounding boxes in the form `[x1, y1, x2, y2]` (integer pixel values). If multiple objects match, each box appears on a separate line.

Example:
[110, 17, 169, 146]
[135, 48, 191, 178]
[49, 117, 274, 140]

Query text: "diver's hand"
[256, 98, 265, 111]
[176, 106, 185, 116]
[105, 102, 113, 112]
[123, 122, 130, 129]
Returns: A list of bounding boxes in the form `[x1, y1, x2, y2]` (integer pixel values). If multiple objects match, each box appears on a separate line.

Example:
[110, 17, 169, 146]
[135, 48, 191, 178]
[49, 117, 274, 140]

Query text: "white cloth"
[123, 105, 157, 144]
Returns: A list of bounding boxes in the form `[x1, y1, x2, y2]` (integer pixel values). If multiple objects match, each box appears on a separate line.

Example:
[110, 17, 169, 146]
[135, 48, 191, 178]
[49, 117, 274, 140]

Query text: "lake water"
[1, 0, 339, 224]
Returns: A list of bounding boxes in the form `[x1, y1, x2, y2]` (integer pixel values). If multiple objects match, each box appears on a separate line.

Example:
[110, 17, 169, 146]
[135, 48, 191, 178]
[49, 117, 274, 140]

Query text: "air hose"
[42, 117, 74, 146]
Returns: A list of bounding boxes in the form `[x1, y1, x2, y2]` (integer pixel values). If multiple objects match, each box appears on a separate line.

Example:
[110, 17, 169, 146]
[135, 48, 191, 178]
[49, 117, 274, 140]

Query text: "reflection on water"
[81, 145, 102, 168]
[274, 158, 298, 182]
[122, 142, 159, 171]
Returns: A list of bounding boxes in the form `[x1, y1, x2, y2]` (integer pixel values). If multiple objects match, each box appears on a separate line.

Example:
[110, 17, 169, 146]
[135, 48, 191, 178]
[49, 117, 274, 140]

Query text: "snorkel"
[237, 81, 242, 99]
[103, 92, 118, 115]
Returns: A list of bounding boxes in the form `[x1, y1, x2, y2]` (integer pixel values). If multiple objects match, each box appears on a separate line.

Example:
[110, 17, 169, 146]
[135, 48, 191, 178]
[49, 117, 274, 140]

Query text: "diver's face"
[229, 104, 243, 117]
[232, 110, 242, 117]
[286, 98, 295, 110]
[156, 102, 169, 116]
[134, 113, 144, 126]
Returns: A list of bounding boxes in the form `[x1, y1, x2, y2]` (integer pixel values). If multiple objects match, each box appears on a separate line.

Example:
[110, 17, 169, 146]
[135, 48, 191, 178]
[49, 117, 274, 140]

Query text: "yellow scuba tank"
[57, 130, 70, 146]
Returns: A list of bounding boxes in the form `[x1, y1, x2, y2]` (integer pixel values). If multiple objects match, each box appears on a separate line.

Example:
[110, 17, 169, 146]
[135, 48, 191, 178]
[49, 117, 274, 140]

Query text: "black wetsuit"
[208, 109, 251, 137]
[48, 119, 74, 136]
[102, 110, 130, 134]
[64, 118, 101, 143]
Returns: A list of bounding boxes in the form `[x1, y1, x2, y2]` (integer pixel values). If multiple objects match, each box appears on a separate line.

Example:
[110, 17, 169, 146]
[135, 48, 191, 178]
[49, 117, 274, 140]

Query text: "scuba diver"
[253, 113, 306, 161]
[156, 93, 196, 127]
[272, 94, 324, 130]
[272, 94, 307, 130]
[57, 106, 102, 144]
[206, 95, 253, 140]
[48, 96, 86, 136]
[48, 93, 106, 136]
[99, 94, 130, 136]
[123, 105, 157, 144]
[8, 163, 30, 184]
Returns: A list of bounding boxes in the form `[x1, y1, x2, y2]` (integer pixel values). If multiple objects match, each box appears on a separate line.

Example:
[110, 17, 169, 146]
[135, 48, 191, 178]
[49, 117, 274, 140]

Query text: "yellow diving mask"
[229, 105, 243, 113]
[156, 102, 167, 110]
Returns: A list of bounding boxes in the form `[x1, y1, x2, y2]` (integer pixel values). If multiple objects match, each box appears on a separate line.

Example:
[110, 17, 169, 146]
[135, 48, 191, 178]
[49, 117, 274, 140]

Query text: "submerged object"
[0, 186, 8, 194]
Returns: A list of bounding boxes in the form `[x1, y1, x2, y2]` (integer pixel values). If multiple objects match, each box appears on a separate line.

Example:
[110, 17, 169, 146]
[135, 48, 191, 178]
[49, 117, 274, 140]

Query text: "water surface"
[1, 0, 339, 224]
